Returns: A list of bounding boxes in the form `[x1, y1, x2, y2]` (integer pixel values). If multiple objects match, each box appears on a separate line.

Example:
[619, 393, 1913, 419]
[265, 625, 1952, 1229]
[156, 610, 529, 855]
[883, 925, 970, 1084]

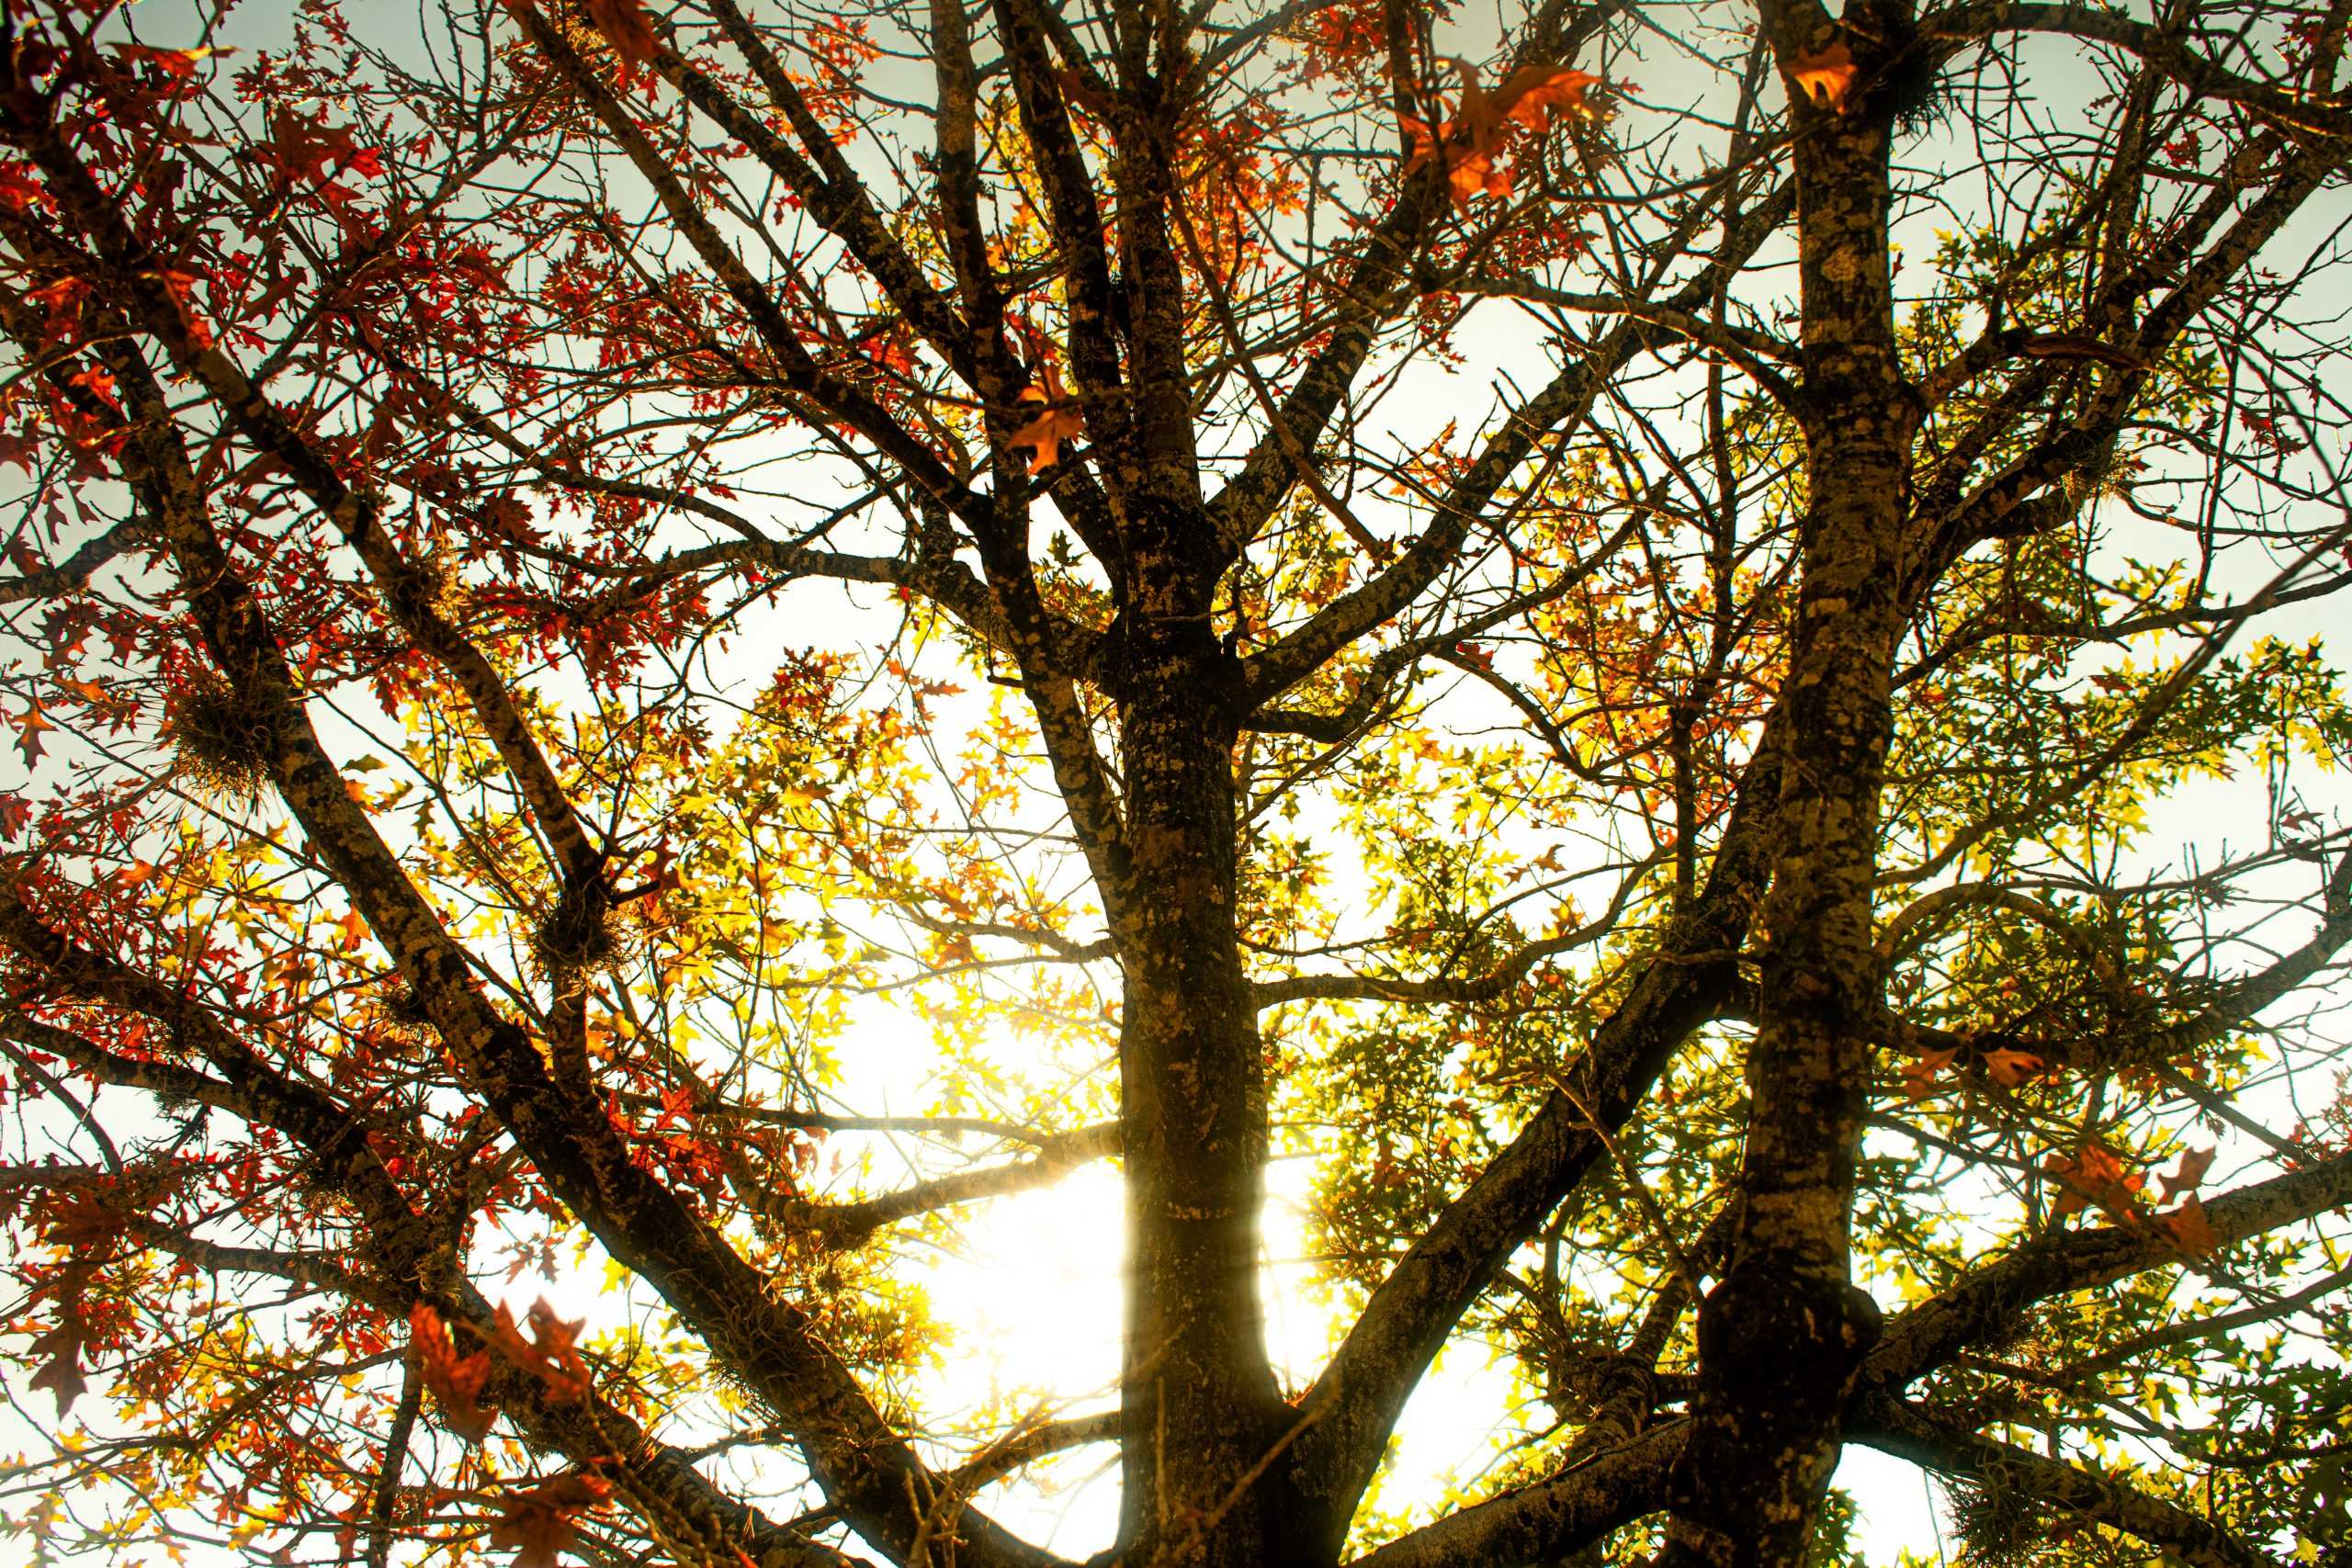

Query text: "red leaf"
[585, 0, 661, 72]
[487, 1298, 593, 1404]
[489, 1473, 614, 1568]
[28, 1319, 88, 1416]
[13, 702, 56, 765]
[411, 1303, 497, 1444]
[0, 161, 49, 214]
[26, 277, 91, 342]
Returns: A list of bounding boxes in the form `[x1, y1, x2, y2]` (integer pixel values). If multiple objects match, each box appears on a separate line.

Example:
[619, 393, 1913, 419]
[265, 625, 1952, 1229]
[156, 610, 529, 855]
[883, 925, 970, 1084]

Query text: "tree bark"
[1112, 552, 1305, 1568]
[1660, 6, 1918, 1558]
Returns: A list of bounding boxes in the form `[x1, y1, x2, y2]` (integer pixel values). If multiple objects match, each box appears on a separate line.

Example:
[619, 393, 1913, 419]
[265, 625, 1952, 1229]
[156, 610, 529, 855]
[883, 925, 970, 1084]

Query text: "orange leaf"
[1789, 39, 1857, 111]
[488, 1298, 593, 1404]
[2158, 1145, 2215, 1204]
[1495, 65, 1601, 132]
[1979, 1047, 2045, 1088]
[490, 1473, 614, 1568]
[411, 1303, 497, 1444]
[1900, 1047, 1957, 1100]
[1396, 112, 1441, 173]
[2044, 1143, 2144, 1224]
[1436, 57, 1509, 158]
[584, 0, 660, 71]
[1007, 386, 1083, 474]
[1399, 58, 1596, 213]
[2159, 1194, 2220, 1259]
[1444, 150, 1511, 213]
[335, 908, 370, 953]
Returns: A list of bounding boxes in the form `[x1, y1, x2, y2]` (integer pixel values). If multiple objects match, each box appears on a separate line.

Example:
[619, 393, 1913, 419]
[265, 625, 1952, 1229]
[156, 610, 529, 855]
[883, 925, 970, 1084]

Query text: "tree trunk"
[1661, 13, 1917, 1559]
[1112, 587, 1307, 1568]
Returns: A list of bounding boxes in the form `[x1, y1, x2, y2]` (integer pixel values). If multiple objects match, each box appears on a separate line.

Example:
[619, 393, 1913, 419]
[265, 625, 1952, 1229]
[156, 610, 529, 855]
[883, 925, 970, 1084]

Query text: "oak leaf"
[28, 1314, 88, 1416]
[1397, 57, 1601, 214]
[1900, 1047, 1957, 1100]
[13, 701, 56, 765]
[585, 0, 661, 72]
[1007, 377, 1082, 475]
[411, 1303, 497, 1444]
[1978, 1047, 2044, 1088]
[1495, 64, 1601, 132]
[488, 1298, 593, 1404]
[2158, 1145, 2215, 1204]
[2159, 1194, 2220, 1258]
[489, 1473, 614, 1568]
[2044, 1143, 2143, 1223]
[1788, 40, 1856, 111]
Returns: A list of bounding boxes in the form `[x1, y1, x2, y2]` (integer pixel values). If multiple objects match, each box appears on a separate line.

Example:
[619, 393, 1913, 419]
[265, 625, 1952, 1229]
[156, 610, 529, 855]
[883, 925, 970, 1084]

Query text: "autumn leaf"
[1396, 112, 1440, 170]
[1788, 39, 1856, 111]
[1396, 57, 1600, 213]
[487, 1298, 593, 1403]
[2159, 1194, 2221, 1259]
[412, 1303, 497, 1444]
[1978, 1047, 2045, 1088]
[1900, 1047, 1957, 1100]
[489, 1473, 614, 1568]
[2158, 1145, 2216, 1204]
[149, 268, 214, 352]
[13, 702, 55, 765]
[2044, 1143, 2143, 1224]
[26, 276, 91, 341]
[27, 1315, 88, 1416]
[0, 160, 48, 213]
[116, 44, 230, 79]
[334, 908, 370, 952]
[28, 1253, 99, 1416]
[1494, 64, 1601, 131]
[67, 365, 120, 411]
[266, 109, 375, 190]
[1007, 379, 1083, 475]
[585, 0, 661, 72]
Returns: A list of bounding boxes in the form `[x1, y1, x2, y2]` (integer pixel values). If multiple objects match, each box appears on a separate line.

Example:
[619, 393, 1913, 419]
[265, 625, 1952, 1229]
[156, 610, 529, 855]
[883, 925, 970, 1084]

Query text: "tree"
[2, 0, 2351, 1561]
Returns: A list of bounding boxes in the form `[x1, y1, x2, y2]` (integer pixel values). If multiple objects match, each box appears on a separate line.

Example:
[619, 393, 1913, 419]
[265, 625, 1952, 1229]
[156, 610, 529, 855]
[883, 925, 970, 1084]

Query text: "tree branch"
[1849, 1392, 2278, 1568]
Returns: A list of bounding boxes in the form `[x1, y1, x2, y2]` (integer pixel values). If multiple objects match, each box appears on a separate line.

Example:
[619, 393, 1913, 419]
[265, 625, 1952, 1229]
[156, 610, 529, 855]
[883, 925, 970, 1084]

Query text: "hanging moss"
[530, 877, 625, 983]
[1950, 1470, 2064, 1565]
[165, 675, 275, 802]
